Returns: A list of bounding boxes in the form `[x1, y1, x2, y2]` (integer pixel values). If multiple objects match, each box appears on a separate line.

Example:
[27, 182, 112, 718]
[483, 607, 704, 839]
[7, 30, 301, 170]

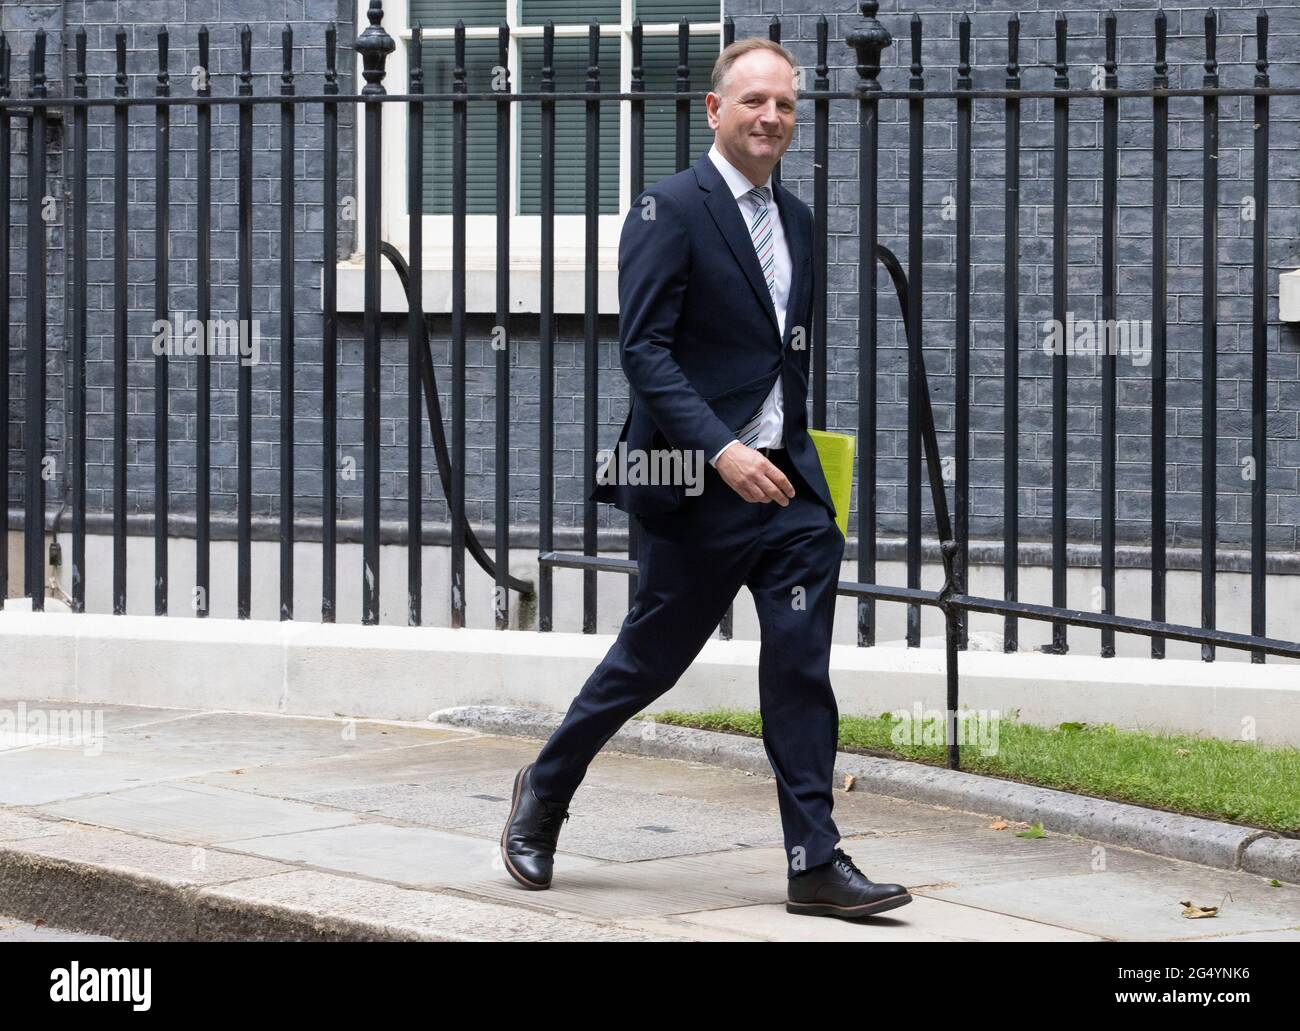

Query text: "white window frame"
[338, 0, 724, 314]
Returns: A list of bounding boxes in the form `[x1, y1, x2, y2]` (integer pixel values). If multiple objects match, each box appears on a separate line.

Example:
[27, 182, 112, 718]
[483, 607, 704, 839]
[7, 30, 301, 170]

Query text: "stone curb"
[430, 704, 1300, 886]
[0, 824, 678, 942]
[0, 843, 406, 942]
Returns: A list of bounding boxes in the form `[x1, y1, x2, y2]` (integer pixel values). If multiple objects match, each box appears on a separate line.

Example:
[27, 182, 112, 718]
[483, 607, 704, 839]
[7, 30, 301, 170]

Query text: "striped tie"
[746, 185, 776, 301]
[735, 185, 775, 448]
[736, 400, 766, 448]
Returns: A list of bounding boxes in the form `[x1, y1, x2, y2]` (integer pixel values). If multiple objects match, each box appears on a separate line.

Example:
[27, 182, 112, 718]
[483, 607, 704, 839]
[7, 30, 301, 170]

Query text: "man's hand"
[715, 444, 796, 505]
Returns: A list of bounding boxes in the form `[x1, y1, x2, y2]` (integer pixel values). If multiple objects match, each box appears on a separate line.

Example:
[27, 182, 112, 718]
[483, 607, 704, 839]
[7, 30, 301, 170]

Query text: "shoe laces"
[831, 847, 863, 878]
[535, 799, 570, 834]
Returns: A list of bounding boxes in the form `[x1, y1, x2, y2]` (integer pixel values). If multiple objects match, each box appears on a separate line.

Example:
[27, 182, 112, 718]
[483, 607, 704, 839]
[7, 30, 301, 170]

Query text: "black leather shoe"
[786, 847, 912, 919]
[500, 762, 571, 890]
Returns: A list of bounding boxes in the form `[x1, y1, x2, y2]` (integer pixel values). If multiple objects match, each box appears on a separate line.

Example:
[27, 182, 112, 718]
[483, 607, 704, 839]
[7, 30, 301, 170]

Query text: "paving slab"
[38, 782, 362, 845]
[0, 710, 458, 806]
[0, 699, 206, 743]
[0, 749, 251, 807]
[622, 894, 1105, 942]
[211, 820, 604, 888]
[918, 866, 1300, 942]
[196, 869, 687, 942]
[201, 736, 994, 864]
[1, 702, 1297, 941]
[457, 845, 787, 919]
[191, 734, 511, 799]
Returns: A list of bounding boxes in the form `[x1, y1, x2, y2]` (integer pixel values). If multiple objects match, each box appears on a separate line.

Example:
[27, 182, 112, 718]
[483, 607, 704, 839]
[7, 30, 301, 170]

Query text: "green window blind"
[634, 1, 721, 23]
[411, 3, 722, 216]
[517, 34, 620, 215]
[409, 0, 506, 30]
[639, 33, 718, 186]
[409, 0, 718, 24]
[520, 1, 619, 25]
[421, 38, 502, 215]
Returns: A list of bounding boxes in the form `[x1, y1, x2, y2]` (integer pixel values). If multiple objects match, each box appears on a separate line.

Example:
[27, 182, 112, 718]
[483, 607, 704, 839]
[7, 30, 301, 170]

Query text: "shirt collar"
[708, 142, 774, 202]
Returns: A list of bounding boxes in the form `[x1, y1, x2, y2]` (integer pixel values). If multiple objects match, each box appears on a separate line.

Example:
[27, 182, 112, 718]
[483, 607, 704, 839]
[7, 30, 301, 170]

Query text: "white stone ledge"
[2, 608, 1298, 746]
[330, 260, 620, 315]
[1281, 268, 1300, 323]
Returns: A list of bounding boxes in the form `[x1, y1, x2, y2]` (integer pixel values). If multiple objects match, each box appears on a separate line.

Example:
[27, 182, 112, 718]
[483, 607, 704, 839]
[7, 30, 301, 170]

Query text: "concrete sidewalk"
[1, 700, 1297, 941]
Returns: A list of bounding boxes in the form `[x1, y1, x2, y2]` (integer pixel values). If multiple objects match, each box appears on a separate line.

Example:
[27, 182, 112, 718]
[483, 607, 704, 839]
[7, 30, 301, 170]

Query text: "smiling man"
[501, 38, 912, 921]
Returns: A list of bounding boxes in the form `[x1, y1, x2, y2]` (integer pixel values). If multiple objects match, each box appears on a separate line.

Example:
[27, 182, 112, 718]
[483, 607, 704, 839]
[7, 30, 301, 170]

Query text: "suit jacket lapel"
[697, 152, 782, 348]
[774, 179, 806, 352]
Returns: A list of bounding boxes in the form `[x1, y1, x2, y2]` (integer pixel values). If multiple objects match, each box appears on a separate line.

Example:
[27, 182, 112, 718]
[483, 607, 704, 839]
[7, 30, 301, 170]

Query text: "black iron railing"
[1, 2, 1298, 770]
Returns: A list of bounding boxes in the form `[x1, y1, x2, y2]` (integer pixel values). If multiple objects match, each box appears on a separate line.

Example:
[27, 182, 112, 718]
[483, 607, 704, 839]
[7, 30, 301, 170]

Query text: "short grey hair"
[710, 37, 799, 95]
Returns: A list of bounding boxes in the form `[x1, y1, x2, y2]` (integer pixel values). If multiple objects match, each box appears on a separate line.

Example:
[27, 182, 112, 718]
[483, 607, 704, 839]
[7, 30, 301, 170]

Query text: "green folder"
[807, 429, 855, 538]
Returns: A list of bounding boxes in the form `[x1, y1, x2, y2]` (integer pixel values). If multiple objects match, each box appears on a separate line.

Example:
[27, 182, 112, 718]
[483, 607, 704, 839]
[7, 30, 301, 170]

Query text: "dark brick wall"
[3, 0, 1298, 559]
[759, 0, 1300, 552]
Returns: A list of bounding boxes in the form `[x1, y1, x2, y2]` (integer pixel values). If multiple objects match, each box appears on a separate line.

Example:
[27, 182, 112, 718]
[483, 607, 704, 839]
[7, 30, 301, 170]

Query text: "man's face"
[706, 50, 796, 178]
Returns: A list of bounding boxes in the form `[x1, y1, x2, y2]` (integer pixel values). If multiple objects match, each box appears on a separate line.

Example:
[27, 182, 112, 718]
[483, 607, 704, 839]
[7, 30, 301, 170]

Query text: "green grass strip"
[633, 706, 1300, 834]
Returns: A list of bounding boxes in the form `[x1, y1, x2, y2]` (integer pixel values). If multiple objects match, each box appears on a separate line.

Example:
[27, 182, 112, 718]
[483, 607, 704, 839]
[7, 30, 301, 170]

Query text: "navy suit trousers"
[530, 445, 846, 877]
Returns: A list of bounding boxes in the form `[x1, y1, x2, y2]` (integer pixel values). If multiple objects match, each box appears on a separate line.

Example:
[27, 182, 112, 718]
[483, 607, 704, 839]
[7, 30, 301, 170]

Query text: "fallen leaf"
[1016, 821, 1047, 839]
[990, 819, 1010, 830]
[1179, 900, 1219, 919]
[842, 773, 855, 791]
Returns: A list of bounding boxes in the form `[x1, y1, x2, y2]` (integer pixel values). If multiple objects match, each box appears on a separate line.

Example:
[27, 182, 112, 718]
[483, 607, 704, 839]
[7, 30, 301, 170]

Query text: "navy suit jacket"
[591, 149, 837, 522]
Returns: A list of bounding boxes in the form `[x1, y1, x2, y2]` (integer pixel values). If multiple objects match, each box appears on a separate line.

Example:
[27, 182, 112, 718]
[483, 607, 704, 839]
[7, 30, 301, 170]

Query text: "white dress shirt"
[705, 142, 791, 467]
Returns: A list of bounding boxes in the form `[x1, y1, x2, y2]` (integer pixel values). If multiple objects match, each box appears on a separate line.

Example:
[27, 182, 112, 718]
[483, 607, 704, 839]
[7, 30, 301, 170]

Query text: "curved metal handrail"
[374, 240, 951, 605]
[874, 244, 958, 594]
[379, 242, 535, 598]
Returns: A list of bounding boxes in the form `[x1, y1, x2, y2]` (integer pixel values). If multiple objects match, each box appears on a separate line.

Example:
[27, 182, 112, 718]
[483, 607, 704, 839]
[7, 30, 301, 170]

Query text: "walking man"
[501, 37, 911, 920]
